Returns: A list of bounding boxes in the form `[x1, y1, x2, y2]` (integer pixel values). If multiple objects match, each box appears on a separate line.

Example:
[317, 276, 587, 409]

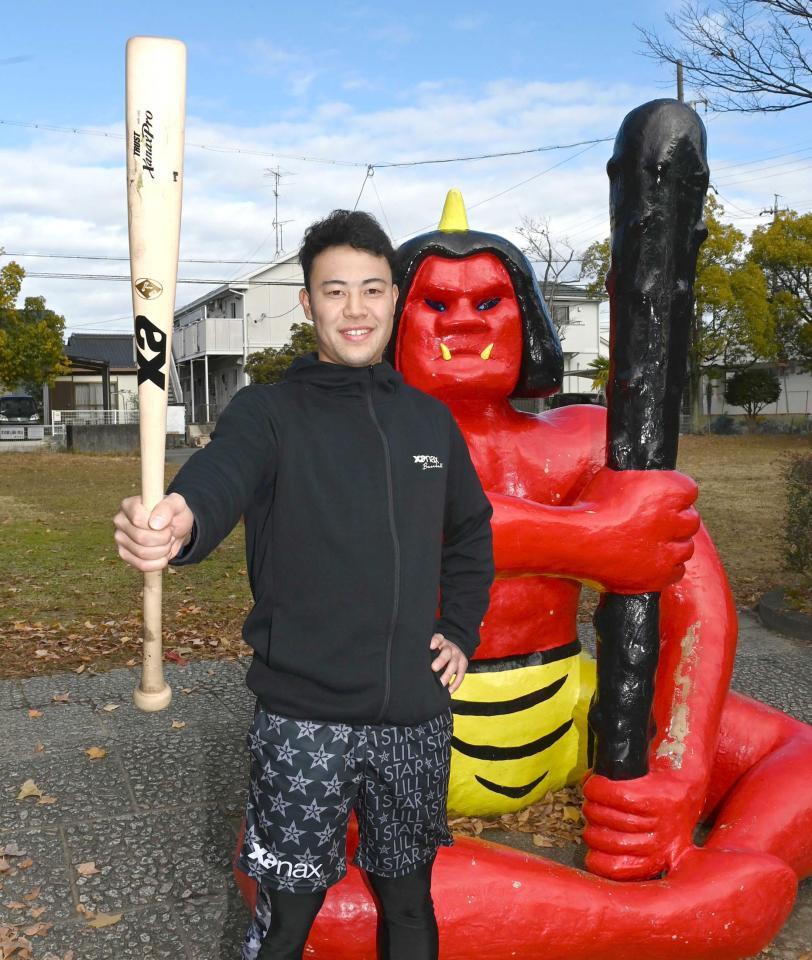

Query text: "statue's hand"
[581, 768, 705, 881]
[580, 468, 699, 592]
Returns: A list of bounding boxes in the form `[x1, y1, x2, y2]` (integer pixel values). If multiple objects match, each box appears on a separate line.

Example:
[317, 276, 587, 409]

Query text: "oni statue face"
[395, 252, 523, 402]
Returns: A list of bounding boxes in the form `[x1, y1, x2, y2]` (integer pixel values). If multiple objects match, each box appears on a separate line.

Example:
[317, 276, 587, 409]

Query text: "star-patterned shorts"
[236, 701, 455, 894]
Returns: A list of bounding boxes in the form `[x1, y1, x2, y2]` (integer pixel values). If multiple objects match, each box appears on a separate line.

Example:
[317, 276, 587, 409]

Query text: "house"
[546, 284, 606, 397]
[172, 260, 608, 421]
[172, 252, 304, 422]
[44, 332, 185, 434]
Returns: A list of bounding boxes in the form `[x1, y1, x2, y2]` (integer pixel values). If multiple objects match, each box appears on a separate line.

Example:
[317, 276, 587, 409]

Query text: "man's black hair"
[386, 229, 563, 398]
[299, 210, 396, 291]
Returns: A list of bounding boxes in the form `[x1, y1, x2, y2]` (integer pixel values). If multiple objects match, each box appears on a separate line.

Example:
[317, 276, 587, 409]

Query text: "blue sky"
[3, 0, 811, 332]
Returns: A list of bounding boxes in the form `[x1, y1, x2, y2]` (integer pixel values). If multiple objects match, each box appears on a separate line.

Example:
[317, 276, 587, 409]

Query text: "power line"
[22, 271, 303, 286]
[1, 251, 280, 265]
[0, 117, 614, 169]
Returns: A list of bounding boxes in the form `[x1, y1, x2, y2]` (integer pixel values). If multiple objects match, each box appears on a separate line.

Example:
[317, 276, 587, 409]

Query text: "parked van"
[0, 394, 42, 424]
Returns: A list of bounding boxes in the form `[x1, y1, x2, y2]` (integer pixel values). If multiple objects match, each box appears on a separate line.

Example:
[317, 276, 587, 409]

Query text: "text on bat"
[135, 315, 166, 389]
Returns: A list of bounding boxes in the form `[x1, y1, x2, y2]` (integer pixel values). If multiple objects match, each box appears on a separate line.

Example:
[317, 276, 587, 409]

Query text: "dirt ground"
[0, 434, 809, 679]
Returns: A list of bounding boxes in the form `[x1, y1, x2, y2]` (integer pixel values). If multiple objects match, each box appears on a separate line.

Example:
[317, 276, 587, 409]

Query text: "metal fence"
[51, 409, 140, 427]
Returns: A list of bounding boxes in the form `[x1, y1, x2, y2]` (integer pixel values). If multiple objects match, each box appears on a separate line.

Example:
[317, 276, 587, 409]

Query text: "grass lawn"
[0, 434, 809, 679]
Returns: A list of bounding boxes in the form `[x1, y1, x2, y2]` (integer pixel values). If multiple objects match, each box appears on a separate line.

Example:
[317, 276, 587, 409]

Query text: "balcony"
[173, 317, 245, 361]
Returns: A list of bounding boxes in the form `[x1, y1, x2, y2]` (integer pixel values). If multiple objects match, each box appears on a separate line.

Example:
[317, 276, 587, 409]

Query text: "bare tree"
[516, 217, 576, 336]
[639, 0, 812, 112]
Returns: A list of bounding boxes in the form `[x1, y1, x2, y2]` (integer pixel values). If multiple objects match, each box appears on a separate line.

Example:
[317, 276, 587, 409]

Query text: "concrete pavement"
[0, 610, 809, 958]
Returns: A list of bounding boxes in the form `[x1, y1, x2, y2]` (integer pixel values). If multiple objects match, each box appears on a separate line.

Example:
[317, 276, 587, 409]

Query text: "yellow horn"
[438, 189, 469, 232]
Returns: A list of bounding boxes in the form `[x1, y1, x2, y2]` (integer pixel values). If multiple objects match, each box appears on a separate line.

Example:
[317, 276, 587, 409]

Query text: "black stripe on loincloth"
[474, 771, 549, 798]
[451, 719, 574, 761]
[465, 639, 581, 674]
[451, 674, 568, 716]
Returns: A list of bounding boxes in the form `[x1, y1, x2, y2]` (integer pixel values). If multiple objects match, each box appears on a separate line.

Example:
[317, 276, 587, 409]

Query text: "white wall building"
[172, 262, 608, 422]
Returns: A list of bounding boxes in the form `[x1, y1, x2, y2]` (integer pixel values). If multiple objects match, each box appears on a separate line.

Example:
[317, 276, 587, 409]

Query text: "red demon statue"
[235, 101, 812, 959]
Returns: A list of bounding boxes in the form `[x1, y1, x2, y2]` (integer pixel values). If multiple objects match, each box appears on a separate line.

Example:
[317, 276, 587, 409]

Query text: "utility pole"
[265, 167, 294, 257]
[759, 194, 788, 225]
[677, 60, 684, 102]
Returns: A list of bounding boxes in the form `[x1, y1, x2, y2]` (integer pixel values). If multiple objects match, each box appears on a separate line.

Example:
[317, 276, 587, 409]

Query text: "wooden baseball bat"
[125, 36, 187, 711]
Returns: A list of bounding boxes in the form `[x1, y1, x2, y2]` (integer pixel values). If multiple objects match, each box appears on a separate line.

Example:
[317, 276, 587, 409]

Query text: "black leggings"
[256, 855, 438, 960]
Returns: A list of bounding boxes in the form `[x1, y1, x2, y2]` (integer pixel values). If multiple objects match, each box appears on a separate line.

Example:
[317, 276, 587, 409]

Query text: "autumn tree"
[0, 261, 69, 393]
[749, 210, 812, 369]
[639, 0, 812, 113]
[566, 198, 775, 422]
[245, 321, 317, 384]
[579, 237, 611, 300]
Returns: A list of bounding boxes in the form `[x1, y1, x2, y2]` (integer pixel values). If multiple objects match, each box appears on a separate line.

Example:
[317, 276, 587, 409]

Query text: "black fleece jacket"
[166, 353, 494, 724]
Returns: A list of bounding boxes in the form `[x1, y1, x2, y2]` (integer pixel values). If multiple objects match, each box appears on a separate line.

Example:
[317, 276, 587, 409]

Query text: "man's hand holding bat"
[113, 493, 194, 572]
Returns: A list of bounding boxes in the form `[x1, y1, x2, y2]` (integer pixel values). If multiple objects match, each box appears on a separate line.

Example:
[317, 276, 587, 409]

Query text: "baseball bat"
[125, 36, 187, 711]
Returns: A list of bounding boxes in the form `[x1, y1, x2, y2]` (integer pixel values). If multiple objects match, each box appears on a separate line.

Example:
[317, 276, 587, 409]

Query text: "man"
[112, 209, 494, 960]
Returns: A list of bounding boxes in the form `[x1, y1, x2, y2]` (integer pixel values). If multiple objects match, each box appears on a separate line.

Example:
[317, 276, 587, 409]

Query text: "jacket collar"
[284, 351, 403, 400]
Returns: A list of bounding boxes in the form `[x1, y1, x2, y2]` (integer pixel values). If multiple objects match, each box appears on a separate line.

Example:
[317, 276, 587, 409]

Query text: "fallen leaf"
[16, 780, 42, 801]
[34, 742, 44, 753]
[75, 904, 94, 919]
[23, 887, 41, 901]
[22, 922, 51, 936]
[27, 709, 42, 719]
[125, 658, 136, 667]
[86, 911, 122, 929]
[165, 650, 188, 666]
[27, 906, 47, 919]
[101, 703, 119, 712]
[74, 665, 86, 675]
[37, 795, 57, 806]
[532, 834, 555, 848]
[51, 693, 70, 704]
[4, 901, 27, 910]
[0, 858, 9, 873]
[562, 805, 581, 823]
[85, 747, 106, 761]
[171, 720, 186, 730]
[18, 858, 33, 869]
[181, 688, 193, 695]
[75, 862, 99, 877]
[83, 621, 94, 629]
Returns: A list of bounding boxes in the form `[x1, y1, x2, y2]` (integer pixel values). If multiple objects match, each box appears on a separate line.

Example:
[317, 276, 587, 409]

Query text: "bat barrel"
[126, 36, 187, 712]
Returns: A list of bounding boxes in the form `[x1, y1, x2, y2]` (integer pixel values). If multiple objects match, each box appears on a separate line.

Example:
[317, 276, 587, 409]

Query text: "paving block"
[0, 825, 75, 924]
[0, 748, 134, 830]
[64, 808, 234, 914]
[0, 702, 107, 758]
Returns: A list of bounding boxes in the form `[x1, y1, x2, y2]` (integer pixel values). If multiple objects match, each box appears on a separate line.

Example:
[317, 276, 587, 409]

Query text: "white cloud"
[2, 77, 781, 336]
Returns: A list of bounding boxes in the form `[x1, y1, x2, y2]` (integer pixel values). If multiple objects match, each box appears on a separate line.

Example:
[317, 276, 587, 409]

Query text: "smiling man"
[112, 210, 494, 960]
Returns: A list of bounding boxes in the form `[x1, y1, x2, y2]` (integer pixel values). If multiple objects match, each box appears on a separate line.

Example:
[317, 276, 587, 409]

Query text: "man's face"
[395, 252, 523, 399]
[299, 245, 398, 367]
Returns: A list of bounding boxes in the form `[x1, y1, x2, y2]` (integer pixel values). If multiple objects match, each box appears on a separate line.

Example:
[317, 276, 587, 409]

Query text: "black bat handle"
[588, 100, 709, 780]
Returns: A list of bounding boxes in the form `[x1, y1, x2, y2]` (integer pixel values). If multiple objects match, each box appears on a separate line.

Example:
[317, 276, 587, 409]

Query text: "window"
[230, 301, 237, 318]
[75, 382, 104, 409]
[553, 304, 570, 327]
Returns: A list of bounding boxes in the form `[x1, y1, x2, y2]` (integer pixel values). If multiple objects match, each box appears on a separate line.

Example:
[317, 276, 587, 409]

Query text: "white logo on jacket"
[413, 454, 444, 470]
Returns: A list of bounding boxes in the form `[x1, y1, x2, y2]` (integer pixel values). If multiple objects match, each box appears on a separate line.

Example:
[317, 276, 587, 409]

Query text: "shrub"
[710, 415, 739, 435]
[784, 454, 812, 578]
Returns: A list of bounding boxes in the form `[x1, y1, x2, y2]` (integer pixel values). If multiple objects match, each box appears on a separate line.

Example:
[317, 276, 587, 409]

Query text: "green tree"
[749, 210, 812, 370]
[724, 368, 781, 419]
[0, 261, 70, 392]
[579, 238, 611, 300]
[245, 321, 318, 384]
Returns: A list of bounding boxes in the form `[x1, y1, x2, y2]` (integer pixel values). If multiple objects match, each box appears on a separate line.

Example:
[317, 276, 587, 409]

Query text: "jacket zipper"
[367, 365, 400, 723]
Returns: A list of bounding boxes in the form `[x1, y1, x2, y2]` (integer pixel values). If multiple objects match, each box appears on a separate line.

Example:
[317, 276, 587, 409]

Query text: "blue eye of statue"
[477, 297, 501, 311]
[425, 298, 446, 312]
